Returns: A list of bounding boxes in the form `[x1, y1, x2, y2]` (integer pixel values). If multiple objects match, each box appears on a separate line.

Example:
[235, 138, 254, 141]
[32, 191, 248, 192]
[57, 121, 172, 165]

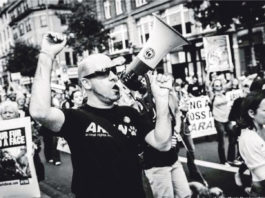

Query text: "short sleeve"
[239, 130, 265, 181]
[57, 109, 82, 139]
[134, 110, 154, 142]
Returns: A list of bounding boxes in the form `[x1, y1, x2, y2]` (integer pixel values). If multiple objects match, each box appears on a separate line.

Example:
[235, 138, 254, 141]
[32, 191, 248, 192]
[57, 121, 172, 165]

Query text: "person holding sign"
[210, 78, 231, 165]
[0, 100, 45, 181]
[29, 32, 173, 198]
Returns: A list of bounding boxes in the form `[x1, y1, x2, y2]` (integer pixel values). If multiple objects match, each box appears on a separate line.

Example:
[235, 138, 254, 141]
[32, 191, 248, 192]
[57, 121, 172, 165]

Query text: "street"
[39, 135, 250, 197]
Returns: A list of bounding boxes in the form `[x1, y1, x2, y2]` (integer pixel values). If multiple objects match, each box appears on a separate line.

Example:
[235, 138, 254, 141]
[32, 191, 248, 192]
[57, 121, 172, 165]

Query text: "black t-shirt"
[58, 104, 152, 198]
[142, 109, 179, 169]
[228, 97, 244, 121]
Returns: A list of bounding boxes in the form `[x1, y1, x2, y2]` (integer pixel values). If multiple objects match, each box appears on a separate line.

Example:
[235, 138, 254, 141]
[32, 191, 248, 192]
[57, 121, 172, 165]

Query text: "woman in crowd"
[238, 90, 265, 196]
[210, 78, 231, 165]
[70, 90, 83, 109]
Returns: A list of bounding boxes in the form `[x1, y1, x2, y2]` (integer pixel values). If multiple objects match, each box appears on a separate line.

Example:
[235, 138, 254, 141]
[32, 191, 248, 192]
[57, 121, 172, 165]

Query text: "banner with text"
[203, 35, 233, 72]
[187, 96, 217, 138]
[0, 117, 40, 197]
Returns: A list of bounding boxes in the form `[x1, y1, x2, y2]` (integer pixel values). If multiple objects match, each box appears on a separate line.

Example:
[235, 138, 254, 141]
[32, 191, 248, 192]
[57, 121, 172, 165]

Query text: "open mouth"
[112, 84, 120, 93]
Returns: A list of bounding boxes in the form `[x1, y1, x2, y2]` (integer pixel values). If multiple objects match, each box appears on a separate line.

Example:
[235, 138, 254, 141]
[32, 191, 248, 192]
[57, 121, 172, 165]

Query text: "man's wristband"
[40, 50, 55, 61]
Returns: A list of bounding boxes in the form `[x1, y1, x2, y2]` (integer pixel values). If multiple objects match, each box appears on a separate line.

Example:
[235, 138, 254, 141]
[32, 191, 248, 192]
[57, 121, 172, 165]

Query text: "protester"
[0, 100, 44, 181]
[238, 90, 265, 196]
[16, 92, 29, 117]
[209, 78, 231, 165]
[41, 126, 62, 166]
[187, 76, 204, 97]
[143, 76, 191, 198]
[29, 32, 173, 198]
[61, 83, 79, 109]
[234, 77, 265, 191]
[225, 78, 243, 166]
[184, 85, 208, 185]
[70, 90, 83, 109]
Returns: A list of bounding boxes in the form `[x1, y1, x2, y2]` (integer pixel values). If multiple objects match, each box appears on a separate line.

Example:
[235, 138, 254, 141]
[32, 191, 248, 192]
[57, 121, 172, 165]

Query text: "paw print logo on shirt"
[128, 126, 137, 136]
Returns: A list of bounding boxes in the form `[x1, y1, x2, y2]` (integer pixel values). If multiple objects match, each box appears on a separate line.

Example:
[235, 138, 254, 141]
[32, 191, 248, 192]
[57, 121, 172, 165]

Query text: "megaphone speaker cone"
[122, 15, 189, 90]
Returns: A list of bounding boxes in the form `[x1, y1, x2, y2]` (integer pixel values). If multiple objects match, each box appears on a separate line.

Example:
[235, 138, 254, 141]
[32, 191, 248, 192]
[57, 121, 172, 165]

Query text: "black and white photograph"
[1, 0, 265, 197]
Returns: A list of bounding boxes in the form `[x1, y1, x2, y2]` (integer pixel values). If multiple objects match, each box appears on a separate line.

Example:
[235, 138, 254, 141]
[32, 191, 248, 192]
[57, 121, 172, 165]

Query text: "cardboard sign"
[0, 117, 40, 197]
[203, 35, 233, 72]
[187, 96, 217, 138]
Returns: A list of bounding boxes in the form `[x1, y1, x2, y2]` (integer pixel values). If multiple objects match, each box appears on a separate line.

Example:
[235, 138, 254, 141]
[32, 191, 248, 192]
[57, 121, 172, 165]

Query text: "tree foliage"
[6, 41, 39, 77]
[185, 1, 265, 33]
[60, 0, 109, 54]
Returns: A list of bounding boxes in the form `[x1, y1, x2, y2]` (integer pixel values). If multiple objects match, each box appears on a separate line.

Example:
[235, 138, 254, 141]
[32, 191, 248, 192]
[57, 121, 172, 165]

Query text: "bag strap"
[76, 108, 128, 148]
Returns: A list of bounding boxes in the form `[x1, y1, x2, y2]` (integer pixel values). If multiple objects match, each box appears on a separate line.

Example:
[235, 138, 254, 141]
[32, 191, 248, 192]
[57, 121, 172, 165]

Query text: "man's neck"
[85, 98, 114, 109]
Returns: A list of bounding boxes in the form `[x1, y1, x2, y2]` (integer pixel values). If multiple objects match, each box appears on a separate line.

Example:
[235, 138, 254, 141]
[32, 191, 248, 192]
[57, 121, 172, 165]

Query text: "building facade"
[96, 0, 265, 82]
[0, 0, 77, 85]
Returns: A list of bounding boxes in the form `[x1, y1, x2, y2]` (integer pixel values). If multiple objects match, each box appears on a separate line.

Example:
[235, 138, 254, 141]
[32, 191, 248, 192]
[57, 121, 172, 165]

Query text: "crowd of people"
[1, 32, 265, 197]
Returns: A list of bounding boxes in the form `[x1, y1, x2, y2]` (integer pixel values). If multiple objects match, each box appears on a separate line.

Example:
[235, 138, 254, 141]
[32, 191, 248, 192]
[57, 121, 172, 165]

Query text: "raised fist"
[41, 32, 67, 58]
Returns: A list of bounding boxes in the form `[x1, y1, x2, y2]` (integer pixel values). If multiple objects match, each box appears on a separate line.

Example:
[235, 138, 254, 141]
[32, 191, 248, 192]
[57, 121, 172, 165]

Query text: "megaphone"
[121, 14, 189, 90]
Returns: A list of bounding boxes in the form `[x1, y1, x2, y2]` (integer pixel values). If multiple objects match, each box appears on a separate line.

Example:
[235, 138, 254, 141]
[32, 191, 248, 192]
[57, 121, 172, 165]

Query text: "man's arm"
[145, 72, 172, 151]
[29, 33, 66, 132]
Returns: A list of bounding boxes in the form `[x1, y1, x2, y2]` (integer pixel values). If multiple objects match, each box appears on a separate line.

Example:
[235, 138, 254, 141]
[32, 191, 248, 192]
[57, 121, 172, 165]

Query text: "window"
[136, 15, 153, 45]
[13, 32, 18, 40]
[173, 24, 182, 34]
[185, 22, 191, 34]
[25, 19, 31, 32]
[23, 2, 28, 10]
[104, 1, 111, 19]
[162, 5, 193, 36]
[60, 15, 68, 25]
[135, 0, 147, 7]
[65, 52, 71, 66]
[11, 13, 15, 20]
[19, 24, 24, 36]
[109, 24, 129, 53]
[40, 15, 47, 27]
[38, 0, 45, 6]
[6, 28, 9, 38]
[17, 6, 22, 15]
[115, 0, 122, 15]
[3, 30, 6, 40]
[72, 52, 77, 65]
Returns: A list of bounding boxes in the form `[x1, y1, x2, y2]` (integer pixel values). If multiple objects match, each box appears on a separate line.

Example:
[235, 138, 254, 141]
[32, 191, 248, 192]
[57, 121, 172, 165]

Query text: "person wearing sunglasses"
[29, 32, 173, 198]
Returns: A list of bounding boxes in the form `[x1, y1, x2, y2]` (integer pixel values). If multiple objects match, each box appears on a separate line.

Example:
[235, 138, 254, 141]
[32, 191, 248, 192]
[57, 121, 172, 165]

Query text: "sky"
[0, 0, 8, 7]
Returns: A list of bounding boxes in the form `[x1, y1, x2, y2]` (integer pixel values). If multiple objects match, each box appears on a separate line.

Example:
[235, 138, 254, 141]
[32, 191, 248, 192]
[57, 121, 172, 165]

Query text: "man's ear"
[80, 78, 92, 90]
[248, 109, 255, 119]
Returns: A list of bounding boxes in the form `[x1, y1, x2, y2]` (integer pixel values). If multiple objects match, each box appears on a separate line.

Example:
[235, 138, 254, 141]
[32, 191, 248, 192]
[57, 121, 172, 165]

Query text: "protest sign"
[203, 35, 233, 72]
[57, 137, 70, 154]
[187, 96, 217, 138]
[51, 83, 66, 94]
[0, 117, 40, 198]
[225, 89, 243, 108]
